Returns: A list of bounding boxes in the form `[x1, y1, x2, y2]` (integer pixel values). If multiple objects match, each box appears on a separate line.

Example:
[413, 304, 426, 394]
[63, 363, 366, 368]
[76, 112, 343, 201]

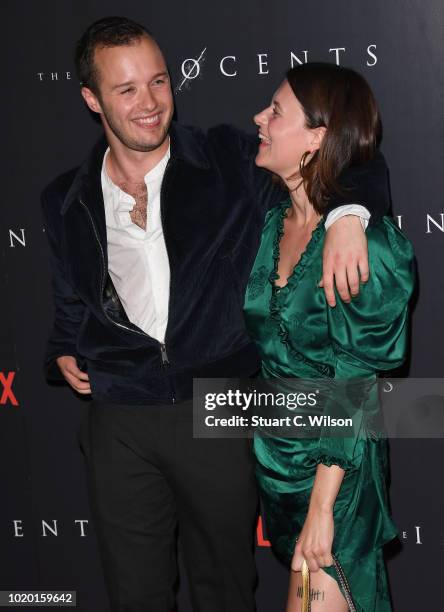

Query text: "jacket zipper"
[79, 199, 147, 337]
[160, 342, 169, 364]
[79, 197, 176, 402]
[159, 158, 173, 349]
[158, 159, 176, 402]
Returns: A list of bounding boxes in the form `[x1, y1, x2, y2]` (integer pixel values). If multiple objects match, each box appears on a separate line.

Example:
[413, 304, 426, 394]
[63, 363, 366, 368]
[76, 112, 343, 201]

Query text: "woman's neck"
[287, 182, 321, 228]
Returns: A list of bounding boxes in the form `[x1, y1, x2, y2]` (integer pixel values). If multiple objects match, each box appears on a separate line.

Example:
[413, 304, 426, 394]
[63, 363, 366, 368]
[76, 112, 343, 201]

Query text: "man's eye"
[153, 79, 165, 86]
[121, 87, 135, 94]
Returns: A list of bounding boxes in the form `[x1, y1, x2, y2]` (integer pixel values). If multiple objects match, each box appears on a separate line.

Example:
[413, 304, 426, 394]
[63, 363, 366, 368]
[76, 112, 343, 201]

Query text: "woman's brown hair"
[284, 62, 381, 214]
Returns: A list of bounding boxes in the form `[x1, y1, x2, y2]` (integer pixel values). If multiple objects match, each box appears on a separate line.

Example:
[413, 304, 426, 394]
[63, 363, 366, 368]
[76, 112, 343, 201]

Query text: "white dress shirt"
[101, 143, 369, 344]
[101, 145, 171, 343]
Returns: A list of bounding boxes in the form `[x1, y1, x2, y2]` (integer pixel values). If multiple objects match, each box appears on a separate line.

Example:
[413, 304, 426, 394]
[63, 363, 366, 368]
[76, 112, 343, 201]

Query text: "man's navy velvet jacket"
[41, 121, 390, 404]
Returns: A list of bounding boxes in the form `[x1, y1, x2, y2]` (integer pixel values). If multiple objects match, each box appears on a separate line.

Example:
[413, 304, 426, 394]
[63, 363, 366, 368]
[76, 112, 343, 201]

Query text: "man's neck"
[106, 135, 170, 186]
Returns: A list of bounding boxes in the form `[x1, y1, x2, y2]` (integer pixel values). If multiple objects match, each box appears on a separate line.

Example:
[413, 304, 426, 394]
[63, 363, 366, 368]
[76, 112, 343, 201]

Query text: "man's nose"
[138, 86, 157, 111]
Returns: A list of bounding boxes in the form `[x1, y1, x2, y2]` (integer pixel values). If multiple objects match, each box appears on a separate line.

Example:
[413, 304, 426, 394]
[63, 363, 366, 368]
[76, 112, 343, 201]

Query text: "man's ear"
[310, 126, 327, 151]
[81, 87, 103, 115]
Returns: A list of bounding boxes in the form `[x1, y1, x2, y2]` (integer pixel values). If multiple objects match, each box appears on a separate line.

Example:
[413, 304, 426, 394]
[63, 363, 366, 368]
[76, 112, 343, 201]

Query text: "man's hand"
[56, 356, 91, 395]
[320, 215, 369, 307]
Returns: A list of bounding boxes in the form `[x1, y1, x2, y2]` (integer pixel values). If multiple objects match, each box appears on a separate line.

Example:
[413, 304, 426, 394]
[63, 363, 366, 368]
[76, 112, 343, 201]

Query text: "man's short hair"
[75, 16, 155, 93]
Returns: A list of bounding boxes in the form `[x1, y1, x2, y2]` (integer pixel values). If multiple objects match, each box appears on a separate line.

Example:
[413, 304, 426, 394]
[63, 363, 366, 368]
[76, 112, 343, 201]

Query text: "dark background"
[2, 1, 443, 610]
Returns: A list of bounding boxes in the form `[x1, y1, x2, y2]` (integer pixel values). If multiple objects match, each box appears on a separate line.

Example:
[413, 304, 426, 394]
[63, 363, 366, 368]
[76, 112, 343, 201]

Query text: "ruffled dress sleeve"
[314, 217, 416, 470]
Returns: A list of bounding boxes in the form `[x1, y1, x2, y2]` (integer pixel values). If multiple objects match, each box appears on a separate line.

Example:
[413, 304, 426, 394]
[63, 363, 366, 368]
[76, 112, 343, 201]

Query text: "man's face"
[82, 36, 174, 153]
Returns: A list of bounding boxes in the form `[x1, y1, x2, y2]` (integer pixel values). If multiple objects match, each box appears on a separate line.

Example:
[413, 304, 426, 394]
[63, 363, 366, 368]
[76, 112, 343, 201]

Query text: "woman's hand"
[291, 505, 335, 573]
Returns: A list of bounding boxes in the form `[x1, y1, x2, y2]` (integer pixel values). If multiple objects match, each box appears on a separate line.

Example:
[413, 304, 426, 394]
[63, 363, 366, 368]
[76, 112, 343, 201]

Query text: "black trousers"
[78, 399, 258, 612]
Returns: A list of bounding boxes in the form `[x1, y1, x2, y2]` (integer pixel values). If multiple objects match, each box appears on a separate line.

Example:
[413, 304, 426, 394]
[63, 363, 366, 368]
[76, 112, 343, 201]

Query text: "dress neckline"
[269, 199, 325, 293]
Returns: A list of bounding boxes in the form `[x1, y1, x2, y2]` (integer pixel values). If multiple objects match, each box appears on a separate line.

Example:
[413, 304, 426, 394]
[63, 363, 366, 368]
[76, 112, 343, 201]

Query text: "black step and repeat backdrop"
[2, 1, 444, 610]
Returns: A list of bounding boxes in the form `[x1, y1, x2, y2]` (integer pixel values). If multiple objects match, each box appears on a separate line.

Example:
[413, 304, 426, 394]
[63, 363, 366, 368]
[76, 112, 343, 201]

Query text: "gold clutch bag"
[300, 554, 357, 612]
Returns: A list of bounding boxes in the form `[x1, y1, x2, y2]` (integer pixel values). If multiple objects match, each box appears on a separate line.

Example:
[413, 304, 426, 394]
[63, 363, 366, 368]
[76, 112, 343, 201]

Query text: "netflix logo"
[0, 372, 19, 406]
[256, 516, 271, 548]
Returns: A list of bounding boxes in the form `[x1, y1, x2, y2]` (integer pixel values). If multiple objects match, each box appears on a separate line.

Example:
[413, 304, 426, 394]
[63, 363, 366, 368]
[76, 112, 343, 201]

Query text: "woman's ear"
[310, 126, 327, 151]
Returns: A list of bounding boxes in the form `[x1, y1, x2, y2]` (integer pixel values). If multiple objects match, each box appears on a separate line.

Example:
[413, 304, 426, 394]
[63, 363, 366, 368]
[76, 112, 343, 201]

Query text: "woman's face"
[254, 79, 323, 180]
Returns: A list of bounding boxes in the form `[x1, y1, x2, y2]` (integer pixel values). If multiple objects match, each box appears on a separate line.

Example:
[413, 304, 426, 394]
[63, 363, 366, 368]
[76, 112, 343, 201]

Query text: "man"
[41, 16, 389, 612]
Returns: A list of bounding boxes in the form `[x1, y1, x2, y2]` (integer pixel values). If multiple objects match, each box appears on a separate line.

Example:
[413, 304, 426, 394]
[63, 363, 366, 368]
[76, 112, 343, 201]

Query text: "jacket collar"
[169, 121, 210, 170]
[61, 121, 210, 215]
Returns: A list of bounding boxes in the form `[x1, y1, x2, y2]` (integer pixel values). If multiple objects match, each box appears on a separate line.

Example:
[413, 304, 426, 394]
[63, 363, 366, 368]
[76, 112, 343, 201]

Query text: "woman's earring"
[299, 151, 311, 174]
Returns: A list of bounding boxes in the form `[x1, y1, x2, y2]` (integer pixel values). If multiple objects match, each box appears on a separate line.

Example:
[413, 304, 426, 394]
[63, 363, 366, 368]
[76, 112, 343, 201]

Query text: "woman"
[243, 63, 415, 611]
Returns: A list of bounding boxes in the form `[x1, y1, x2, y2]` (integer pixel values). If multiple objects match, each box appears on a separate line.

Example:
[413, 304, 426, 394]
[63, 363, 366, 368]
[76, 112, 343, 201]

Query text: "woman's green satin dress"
[243, 200, 415, 611]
